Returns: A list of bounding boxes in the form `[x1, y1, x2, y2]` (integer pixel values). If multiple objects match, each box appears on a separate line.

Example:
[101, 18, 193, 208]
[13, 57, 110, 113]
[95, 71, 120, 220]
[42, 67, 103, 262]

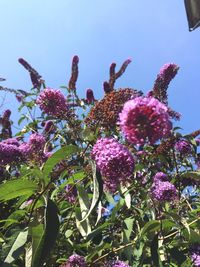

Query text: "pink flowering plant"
[0, 57, 200, 267]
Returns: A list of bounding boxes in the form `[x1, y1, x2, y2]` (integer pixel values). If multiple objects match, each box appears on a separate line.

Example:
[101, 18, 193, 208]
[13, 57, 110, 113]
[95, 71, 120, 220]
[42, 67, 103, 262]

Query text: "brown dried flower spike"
[85, 88, 142, 130]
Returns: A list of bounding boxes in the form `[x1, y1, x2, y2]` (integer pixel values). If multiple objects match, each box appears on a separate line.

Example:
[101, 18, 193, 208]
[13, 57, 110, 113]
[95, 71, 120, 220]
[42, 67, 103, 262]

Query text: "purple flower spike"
[103, 81, 112, 93]
[153, 63, 179, 104]
[86, 89, 95, 104]
[3, 109, 11, 119]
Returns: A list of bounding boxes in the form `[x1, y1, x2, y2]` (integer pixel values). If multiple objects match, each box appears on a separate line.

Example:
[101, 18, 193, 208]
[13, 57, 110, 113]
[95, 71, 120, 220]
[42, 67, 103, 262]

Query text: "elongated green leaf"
[180, 171, 200, 181]
[3, 229, 28, 266]
[80, 162, 103, 222]
[180, 258, 192, 267]
[76, 185, 91, 237]
[0, 179, 38, 202]
[31, 199, 59, 267]
[181, 218, 190, 239]
[150, 234, 163, 267]
[75, 208, 91, 238]
[110, 198, 125, 221]
[3, 210, 26, 229]
[86, 222, 113, 242]
[43, 145, 80, 185]
[122, 217, 134, 261]
[132, 239, 145, 266]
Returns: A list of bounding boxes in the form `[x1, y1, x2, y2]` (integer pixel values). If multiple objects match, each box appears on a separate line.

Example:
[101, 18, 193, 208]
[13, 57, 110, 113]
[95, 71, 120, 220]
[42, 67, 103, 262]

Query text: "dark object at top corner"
[185, 0, 200, 31]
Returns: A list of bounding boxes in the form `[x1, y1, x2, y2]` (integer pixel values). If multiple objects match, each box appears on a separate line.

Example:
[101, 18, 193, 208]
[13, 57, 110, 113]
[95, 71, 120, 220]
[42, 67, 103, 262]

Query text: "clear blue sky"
[0, 0, 199, 134]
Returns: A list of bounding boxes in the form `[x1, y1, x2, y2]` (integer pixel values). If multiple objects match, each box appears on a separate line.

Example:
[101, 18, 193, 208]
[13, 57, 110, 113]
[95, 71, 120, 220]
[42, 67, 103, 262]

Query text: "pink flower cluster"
[119, 96, 172, 145]
[91, 137, 134, 192]
[36, 88, 68, 118]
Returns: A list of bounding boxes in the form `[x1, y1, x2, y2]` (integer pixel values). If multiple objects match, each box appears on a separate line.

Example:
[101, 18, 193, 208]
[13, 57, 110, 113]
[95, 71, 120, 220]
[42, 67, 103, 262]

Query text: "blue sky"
[0, 0, 200, 134]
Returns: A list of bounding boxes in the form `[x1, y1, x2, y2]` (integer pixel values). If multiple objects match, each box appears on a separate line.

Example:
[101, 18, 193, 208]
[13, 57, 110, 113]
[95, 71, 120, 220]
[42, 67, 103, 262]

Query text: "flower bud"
[103, 81, 111, 93]
[86, 89, 95, 104]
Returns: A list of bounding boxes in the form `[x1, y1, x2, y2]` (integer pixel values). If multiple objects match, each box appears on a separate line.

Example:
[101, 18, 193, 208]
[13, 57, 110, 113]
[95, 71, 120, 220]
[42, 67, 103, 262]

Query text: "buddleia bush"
[0, 57, 199, 267]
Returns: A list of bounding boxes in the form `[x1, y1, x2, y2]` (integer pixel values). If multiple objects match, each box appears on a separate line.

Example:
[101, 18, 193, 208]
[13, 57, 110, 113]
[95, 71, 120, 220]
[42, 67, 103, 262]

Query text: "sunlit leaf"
[3, 229, 28, 266]
[43, 145, 80, 185]
[31, 199, 59, 267]
[80, 162, 103, 223]
[0, 179, 38, 202]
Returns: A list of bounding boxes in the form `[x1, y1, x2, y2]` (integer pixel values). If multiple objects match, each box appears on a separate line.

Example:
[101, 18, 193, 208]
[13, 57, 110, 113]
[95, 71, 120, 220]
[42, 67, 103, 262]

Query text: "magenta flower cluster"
[119, 96, 172, 145]
[36, 88, 68, 118]
[19, 133, 50, 164]
[60, 254, 88, 267]
[153, 172, 169, 183]
[91, 137, 134, 192]
[0, 141, 23, 165]
[190, 244, 200, 267]
[174, 139, 192, 155]
[151, 179, 177, 202]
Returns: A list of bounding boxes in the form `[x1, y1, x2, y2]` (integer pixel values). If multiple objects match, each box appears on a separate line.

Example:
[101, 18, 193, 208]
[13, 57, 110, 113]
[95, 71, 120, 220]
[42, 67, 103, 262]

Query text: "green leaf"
[43, 145, 80, 185]
[189, 229, 200, 243]
[80, 162, 103, 223]
[150, 234, 163, 267]
[105, 192, 115, 205]
[180, 258, 192, 267]
[121, 186, 131, 209]
[81, 128, 96, 142]
[75, 208, 91, 238]
[132, 239, 145, 266]
[3, 210, 26, 229]
[65, 230, 73, 238]
[110, 197, 125, 222]
[86, 222, 113, 242]
[122, 217, 134, 261]
[181, 218, 190, 239]
[140, 220, 161, 237]
[76, 185, 91, 237]
[31, 199, 59, 267]
[0, 179, 38, 202]
[180, 171, 200, 181]
[2, 229, 28, 266]
[30, 224, 44, 267]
